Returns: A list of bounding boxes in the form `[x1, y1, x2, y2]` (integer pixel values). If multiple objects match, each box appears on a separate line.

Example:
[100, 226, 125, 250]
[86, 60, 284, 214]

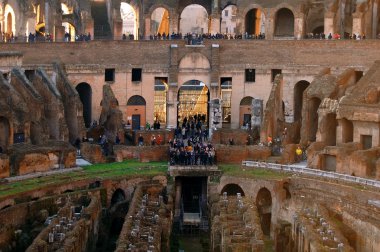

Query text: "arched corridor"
[221, 184, 245, 196]
[121, 2, 138, 38]
[245, 8, 265, 35]
[76, 83, 92, 128]
[294, 81, 310, 122]
[151, 7, 169, 35]
[239, 96, 254, 127]
[4, 4, 16, 38]
[180, 5, 208, 34]
[177, 80, 209, 127]
[221, 5, 237, 35]
[111, 188, 126, 206]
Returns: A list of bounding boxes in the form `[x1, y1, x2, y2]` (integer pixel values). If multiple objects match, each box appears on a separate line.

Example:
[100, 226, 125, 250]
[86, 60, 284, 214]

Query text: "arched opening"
[221, 78, 232, 125]
[341, 118, 353, 143]
[180, 4, 208, 34]
[274, 8, 294, 37]
[151, 7, 169, 36]
[256, 187, 272, 236]
[178, 80, 209, 127]
[76, 83, 92, 128]
[221, 184, 245, 196]
[121, 3, 137, 39]
[111, 188, 126, 206]
[283, 182, 291, 199]
[312, 25, 324, 34]
[308, 97, 321, 142]
[323, 113, 337, 146]
[127, 95, 146, 130]
[221, 5, 237, 35]
[294, 81, 310, 122]
[154, 78, 168, 126]
[62, 22, 76, 42]
[0, 117, 10, 151]
[245, 8, 265, 36]
[4, 4, 15, 39]
[342, 4, 353, 38]
[239, 96, 254, 127]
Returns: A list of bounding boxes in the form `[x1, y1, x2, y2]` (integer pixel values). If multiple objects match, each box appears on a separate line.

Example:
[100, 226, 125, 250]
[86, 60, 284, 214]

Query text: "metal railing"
[242, 160, 380, 189]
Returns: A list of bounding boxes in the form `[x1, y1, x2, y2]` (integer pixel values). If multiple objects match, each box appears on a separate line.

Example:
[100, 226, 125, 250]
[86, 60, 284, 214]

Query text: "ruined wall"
[114, 145, 169, 162]
[215, 144, 271, 164]
[211, 129, 249, 145]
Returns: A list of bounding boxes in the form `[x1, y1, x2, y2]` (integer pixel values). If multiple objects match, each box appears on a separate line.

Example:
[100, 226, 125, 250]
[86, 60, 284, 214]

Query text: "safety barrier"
[242, 160, 380, 189]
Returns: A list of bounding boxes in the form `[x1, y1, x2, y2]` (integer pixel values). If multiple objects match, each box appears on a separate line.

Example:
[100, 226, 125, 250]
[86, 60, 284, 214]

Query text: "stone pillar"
[144, 16, 151, 38]
[336, 119, 344, 144]
[324, 11, 336, 37]
[235, 15, 243, 35]
[167, 44, 179, 129]
[339, 0, 346, 37]
[113, 19, 123, 40]
[372, 1, 378, 38]
[170, 14, 179, 34]
[352, 12, 364, 36]
[174, 177, 182, 217]
[209, 14, 220, 34]
[54, 25, 65, 42]
[265, 9, 274, 39]
[294, 14, 306, 39]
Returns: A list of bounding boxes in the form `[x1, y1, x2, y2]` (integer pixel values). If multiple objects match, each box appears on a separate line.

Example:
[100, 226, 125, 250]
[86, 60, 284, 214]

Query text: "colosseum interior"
[0, 0, 380, 251]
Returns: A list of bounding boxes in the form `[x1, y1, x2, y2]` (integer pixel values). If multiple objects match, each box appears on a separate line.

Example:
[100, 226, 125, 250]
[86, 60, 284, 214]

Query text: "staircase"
[91, 1, 112, 39]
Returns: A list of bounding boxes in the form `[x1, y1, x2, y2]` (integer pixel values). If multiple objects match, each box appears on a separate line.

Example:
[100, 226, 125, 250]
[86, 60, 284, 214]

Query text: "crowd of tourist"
[305, 32, 373, 40]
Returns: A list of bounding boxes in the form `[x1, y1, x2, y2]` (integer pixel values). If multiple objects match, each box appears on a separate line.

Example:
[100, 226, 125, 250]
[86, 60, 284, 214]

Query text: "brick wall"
[215, 144, 271, 164]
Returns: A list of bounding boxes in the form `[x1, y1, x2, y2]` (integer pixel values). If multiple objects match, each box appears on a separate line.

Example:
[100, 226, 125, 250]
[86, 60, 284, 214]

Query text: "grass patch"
[219, 164, 290, 180]
[0, 160, 167, 198]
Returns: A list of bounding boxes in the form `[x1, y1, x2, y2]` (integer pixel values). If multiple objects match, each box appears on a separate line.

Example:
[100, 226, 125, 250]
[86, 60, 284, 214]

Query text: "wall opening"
[245, 8, 265, 35]
[0, 117, 10, 151]
[308, 97, 321, 142]
[127, 95, 146, 130]
[76, 83, 92, 128]
[221, 5, 237, 35]
[220, 77, 232, 125]
[324, 154, 336, 172]
[275, 8, 294, 37]
[221, 184, 245, 196]
[177, 80, 209, 127]
[256, 187, 272, 236]
[180, 5, 208, 34]
[111, 188, 126, 206]
[151, 7, 169, 36]
[361, 135, 372, 150]
[239, 96, 254, 127]
[341, 118, 353, 143]
[323, 113, 337, 146]
[154, 77, 168, 125]
[121, 3, 137, 39]
[294, 81, 310, 122]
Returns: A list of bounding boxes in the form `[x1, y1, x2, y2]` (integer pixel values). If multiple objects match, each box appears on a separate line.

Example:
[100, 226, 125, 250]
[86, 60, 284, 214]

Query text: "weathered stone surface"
[114, 145, 169, 162]
[81, 142, 106, 164]
[0, 155, 9, 179]
[211, 129, 249, 145]
[215, 145, 271, 164]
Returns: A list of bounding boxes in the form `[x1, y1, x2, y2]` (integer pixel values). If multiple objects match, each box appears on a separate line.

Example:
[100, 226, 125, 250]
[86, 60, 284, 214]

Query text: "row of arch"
[75, 79, 313, 130]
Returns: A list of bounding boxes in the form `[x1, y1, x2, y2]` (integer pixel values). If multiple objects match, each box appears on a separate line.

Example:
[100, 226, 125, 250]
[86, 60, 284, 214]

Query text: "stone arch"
[150, 6, 170, 35]
[4, 4, 16, 36]
[0, 117, 10, 151]
[127, 95, 146, 130]
[294, 80, 310, 122]
[308, 97, 321, 142]
[179, 52, 211, 71]
[179, 4, 209, 34]
[243, 5, 265, 36]
[221, 183, 245, 196]
[221, 5, 238, 35]
[76, 83, 92, 128]
[177, 80, 210, 126]
[111, 188, 126, 206]
[256, 187, 272, 236]
[120, 2, 139, 38]
[239, 96, 254, 127]
[274, 8, 295, 37]
[340, 118, 353, 143]
[178, 2, 211, 17]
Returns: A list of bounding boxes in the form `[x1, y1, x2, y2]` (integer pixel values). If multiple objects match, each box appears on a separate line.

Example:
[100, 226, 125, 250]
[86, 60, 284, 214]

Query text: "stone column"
[113, 19, 123, 40]
[324, 11, 336, 37]
[294, 14, 306, 39]
[352, 12, 364, 36]
[144, 16, 151, 38]
[336, 119, 344, 144]
[339, 0, 346, 37]
[167, 44, 179, 129]
[209, 13, 220, 34]
[170, 14, 179, 34]
[54, 25, 65, 42]
[264, 9, 274, 39]
[372, 1, 378, 38]
[174, 177, 182, 217]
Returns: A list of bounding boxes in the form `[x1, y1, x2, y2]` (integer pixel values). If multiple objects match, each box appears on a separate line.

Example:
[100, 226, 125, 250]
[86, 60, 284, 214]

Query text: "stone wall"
[114, 145, 169, 162]
[215, 144, 271, 164]
[132, 130, 174, 146]
[211, 129, 249, 145]
[0, 155, 9, 178]
[81, 142, 106, 164]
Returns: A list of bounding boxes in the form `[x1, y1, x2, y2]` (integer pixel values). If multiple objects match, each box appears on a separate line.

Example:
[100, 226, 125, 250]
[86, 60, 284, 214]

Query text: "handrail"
[242, 160, 380, 188]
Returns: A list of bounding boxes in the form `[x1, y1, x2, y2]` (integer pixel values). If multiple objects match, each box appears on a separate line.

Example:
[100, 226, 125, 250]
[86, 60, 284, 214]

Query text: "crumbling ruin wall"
[215, 145, 271, 164]
[53, 62, 85, 144]
[211, 129, 249, 145]
[260, 74, 284, 144]
[114, 145, 169, 162]
[26, 193, 102, 252]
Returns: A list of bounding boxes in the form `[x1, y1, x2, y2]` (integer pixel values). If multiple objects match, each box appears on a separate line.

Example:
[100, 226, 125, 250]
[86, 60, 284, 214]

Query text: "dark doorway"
[76, 83, 92, 128]
[361, 135, 372, 150]
[294, 81, 310, 121]
[0, 117, 10, 150]
[256, 187, 272, 236]
[221, 184, 245, 196]
[131, 115, 141, 130]
[111, 189, 126, 206]
[308, 97, 321, 142]
[245, 9, 262, 35]
[324, 155, 336, 172]
[275, 8, 294, 37]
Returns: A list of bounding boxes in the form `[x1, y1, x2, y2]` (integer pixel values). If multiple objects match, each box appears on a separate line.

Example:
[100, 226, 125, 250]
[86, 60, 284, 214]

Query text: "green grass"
[0, 160, 168, 199]
[219, 164, 290, 180]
